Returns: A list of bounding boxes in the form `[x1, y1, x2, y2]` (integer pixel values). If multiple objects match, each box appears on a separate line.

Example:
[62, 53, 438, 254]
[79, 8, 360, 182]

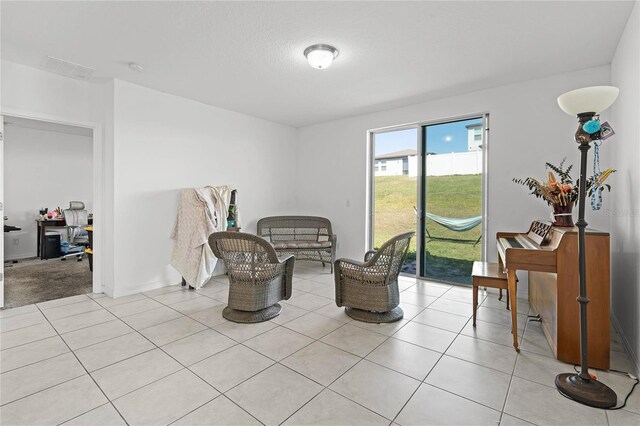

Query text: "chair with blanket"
[209, 231, 294, 323]
[334, 231, 414, 323]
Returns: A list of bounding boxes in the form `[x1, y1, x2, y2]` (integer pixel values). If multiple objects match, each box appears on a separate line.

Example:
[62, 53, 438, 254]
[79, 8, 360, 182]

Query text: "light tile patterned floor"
[0, 261, 638, 425]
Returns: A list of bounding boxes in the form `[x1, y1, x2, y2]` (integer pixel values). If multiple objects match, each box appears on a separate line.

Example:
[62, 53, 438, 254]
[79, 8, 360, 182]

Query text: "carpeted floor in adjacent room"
[2, 257, 92, 309]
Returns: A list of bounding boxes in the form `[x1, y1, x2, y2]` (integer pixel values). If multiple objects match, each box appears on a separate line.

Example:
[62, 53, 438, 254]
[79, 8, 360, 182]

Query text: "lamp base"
[555, 373, 617, 409]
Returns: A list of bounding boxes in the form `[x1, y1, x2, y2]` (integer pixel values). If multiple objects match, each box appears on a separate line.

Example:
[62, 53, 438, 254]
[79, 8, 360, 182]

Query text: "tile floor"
[0, 261, 638, 425]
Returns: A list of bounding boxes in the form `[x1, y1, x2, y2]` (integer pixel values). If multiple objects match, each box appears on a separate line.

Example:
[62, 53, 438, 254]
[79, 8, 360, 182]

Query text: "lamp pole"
[554, 112, 617, 409]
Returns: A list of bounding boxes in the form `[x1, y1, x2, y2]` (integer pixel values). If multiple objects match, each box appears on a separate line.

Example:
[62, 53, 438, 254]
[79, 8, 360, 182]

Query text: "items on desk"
[41, 207, 64, 221]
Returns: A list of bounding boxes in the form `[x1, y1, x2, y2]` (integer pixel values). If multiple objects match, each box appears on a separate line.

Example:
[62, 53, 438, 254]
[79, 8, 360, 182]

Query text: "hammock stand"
[424, 212, 483, 246]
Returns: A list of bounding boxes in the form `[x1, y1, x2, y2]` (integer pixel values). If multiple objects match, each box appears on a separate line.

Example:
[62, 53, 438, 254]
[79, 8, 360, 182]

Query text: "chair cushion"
[272, 240, 332, 250]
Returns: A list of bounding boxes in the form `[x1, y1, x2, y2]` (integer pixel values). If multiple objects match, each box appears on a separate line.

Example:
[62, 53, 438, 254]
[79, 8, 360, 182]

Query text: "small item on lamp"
[582, 120, 601, 135]
[304, 44, 339, 69]
[600, 121, 616, 140]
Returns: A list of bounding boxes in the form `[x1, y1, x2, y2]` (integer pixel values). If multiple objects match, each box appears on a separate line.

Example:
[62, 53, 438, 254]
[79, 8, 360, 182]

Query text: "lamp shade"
[557, 86, 619, 116]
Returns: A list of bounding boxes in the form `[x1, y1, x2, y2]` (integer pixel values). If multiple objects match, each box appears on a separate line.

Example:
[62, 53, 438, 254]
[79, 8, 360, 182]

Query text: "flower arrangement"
[513, 158, 614, 207]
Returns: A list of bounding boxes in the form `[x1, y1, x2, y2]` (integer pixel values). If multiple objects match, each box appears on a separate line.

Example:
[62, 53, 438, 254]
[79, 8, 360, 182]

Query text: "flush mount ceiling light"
[304, 44, 339, 69]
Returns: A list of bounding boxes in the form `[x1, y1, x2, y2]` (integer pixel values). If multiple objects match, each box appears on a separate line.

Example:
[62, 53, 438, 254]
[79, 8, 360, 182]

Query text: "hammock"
[425, 212, 482, 232]
[414, 207, 482, 245]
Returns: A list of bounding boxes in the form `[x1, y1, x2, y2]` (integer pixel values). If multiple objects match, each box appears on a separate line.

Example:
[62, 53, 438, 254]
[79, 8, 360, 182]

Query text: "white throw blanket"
[170, 185, 232, 289]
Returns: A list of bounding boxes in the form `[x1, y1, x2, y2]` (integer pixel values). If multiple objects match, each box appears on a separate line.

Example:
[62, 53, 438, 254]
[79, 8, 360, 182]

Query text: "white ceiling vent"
[42, 56, 95, 80]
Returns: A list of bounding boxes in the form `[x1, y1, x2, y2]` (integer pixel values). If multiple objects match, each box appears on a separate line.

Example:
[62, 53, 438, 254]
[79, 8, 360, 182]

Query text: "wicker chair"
[334, 232, 414, 323]
[209, 232, 294, 323]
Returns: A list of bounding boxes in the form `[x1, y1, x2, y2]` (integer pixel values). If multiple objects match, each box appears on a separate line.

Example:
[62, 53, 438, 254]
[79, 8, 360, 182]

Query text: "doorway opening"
[2, 116, 94, 308]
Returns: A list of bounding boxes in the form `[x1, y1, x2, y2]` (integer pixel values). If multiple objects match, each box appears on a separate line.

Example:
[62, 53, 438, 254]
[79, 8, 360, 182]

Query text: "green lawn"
[374, 174, 482, 284]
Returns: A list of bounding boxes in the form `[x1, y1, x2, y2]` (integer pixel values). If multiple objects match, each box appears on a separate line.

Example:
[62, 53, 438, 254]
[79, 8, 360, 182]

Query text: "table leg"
[508, 269, 519, 352]
[472, 283, 478, 327]
[40, 223, 46, 259]
[505, 288, 510, 310]
[37, 223, 41, 258]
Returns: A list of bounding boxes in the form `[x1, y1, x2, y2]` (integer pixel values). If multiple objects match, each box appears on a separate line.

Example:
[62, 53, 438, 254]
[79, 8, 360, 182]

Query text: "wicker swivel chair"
[209, 232, 294, 323]
[334, 232, 414, 323]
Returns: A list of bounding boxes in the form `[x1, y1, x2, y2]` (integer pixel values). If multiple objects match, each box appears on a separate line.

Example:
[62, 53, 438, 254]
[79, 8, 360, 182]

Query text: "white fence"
[425, 151, 482, 176]
[374, 151, 482, 177]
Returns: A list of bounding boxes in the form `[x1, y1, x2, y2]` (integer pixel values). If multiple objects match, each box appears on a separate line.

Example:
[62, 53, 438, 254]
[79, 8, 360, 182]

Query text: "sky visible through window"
[374, 117, 482, 155]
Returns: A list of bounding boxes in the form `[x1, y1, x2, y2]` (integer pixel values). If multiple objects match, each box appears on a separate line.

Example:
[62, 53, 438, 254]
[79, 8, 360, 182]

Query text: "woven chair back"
[257, 216, 333, 242]
[370, 231, 414, 282]
[209, 232, 281, 279]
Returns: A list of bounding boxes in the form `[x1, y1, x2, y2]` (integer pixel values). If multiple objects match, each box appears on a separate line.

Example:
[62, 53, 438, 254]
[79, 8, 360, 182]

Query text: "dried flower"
[513, 158, 614, 206]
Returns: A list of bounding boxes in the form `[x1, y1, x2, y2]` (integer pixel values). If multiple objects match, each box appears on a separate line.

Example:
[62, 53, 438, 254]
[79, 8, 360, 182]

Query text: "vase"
[552, 203, 574, 227]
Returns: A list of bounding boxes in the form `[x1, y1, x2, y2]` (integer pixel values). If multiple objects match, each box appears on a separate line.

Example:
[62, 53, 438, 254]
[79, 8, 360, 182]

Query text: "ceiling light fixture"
[304, 44, 339, 69]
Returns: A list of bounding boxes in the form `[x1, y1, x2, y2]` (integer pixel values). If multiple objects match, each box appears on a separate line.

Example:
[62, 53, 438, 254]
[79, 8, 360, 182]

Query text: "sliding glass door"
[418, 117, 485, 285]
[370, 115, 487, 285]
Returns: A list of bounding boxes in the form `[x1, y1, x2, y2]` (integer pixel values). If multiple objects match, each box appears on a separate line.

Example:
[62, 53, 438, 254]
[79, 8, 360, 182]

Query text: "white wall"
[610, 1, 640, 373]
[4, 125, 93, 260]
[108, 80, 297, 297]
[294, 65, 613, 269]
[1, 60, 103, 124]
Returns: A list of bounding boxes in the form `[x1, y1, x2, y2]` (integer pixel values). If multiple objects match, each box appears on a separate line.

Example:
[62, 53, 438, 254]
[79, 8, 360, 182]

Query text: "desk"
[36, 218, 93, 260]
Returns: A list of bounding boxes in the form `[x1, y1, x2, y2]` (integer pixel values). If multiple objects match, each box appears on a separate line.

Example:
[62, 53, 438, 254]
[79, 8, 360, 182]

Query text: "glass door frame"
[367, 112, 490, 281]
[366, 123, 418, 273]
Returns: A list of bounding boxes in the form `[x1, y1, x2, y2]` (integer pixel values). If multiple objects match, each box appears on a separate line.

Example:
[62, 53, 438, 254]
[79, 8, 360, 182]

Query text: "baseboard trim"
[611, 313, 640, 375]
[108, 273, 230, 299]
[111, 279, 179, 299]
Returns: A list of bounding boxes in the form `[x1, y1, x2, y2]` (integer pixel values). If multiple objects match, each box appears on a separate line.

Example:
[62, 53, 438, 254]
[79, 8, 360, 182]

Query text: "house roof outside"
[375, 149, 417, 160]
[375, 149, 439, 160]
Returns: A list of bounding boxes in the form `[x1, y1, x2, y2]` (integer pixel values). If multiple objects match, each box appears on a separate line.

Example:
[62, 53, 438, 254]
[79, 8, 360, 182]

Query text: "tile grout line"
[194, 271, 395, 424]
[388, 285, 479, 424]
[157, 274, 339, 426]
[276, 320, 402, 424]
[31, 303, 131, 426]
[389, 284, 532, 423]
[101, 287, 289, 424]
[0, 353, 86, 407]
[71, 292, 261, 425]
[0, 336, 78, 374]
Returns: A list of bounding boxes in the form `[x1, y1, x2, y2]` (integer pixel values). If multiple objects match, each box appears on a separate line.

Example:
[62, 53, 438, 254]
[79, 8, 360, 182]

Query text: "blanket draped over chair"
[171, 185, 232, 289]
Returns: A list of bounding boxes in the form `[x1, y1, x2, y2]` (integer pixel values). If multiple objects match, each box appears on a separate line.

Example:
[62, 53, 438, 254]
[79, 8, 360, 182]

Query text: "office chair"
[61, 201, 89, 261]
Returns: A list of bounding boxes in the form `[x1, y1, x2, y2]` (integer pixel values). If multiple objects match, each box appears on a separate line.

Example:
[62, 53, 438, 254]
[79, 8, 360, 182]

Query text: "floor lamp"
[555, 86, 619, 409]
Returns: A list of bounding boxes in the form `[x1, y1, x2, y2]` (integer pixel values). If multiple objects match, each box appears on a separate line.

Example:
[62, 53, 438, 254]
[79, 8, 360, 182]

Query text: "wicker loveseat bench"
[257, 216, 337, 272]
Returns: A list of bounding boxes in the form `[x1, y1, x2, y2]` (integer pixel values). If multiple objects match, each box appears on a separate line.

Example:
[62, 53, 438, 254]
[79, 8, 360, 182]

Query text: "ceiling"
[1, 1, 634, 127]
